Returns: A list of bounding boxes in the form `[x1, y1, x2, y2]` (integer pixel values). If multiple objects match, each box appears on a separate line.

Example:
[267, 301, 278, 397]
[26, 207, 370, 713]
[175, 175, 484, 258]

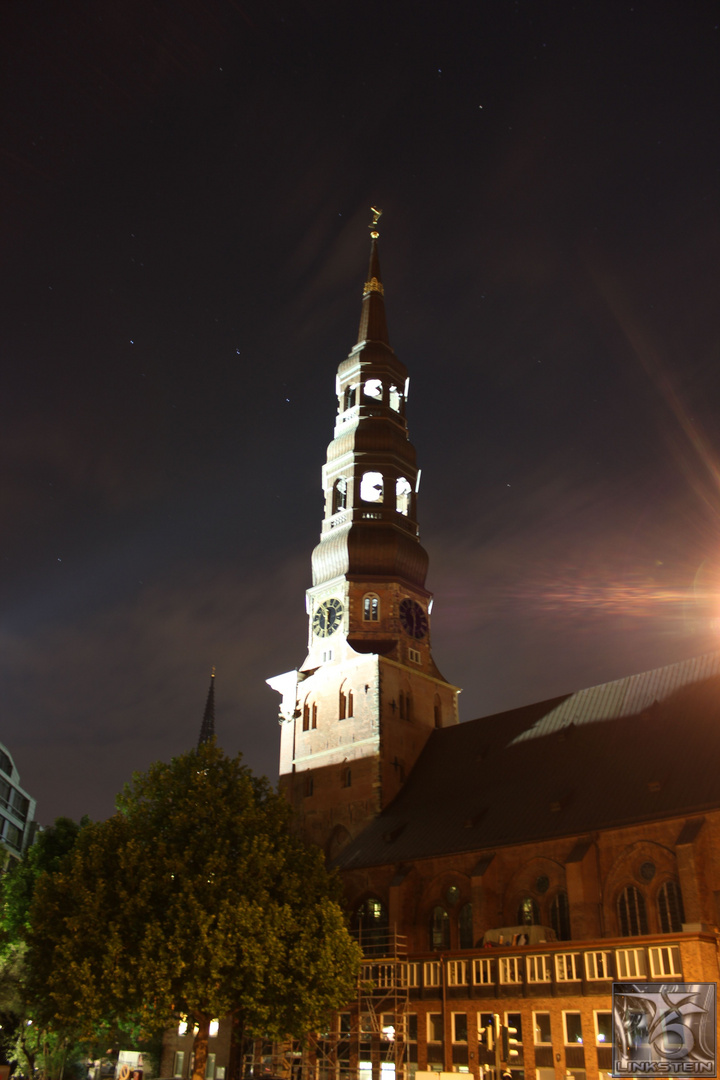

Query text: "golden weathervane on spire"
[370, 206, 382, 239]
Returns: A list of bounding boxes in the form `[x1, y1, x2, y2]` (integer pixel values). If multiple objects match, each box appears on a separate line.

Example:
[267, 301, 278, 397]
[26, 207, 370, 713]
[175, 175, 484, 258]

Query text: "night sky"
[2, 1, 719, 825]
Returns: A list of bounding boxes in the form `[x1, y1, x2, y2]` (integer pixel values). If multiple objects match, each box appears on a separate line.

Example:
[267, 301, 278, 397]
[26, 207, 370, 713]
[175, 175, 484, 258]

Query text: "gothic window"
[302, 701, 310, 732]
[339, 685, 354, 720]
[363, 378, 383, 400]
[354, 897, 389, 956]
[360, 471, 384, 503]
[311, 703, 318, 729]
[332, 477, 347, 512]
[618, 885, 648, 936]
[657, 881, 685, 933]
[396, 476, 412, 516]
[430, 906, 450, 950]
[517, 896, 539, 926]
[342, 767, 352, 788]
[550, 891, 571, 940]
[363, 593, 380, 621]
[458, 902, 473, 949]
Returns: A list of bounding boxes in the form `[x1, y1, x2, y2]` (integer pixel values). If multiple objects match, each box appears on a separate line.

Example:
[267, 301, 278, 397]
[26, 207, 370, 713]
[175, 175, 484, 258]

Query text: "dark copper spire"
[197, 668, 216, 748]
[357, 207, 390, 347]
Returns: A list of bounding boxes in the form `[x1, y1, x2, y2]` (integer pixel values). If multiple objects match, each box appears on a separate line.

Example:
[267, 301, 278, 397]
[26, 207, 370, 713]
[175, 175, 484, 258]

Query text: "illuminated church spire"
[197, 668, 216, 748]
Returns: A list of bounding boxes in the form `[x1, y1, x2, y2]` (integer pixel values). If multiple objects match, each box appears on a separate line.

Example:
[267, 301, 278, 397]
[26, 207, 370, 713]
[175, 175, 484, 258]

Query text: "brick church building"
[163, 216, 720, 1080]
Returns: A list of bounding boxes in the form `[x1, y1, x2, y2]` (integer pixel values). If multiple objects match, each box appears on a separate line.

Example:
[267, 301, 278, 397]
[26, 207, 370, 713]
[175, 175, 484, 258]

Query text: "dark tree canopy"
[28, 745, 361, 1080]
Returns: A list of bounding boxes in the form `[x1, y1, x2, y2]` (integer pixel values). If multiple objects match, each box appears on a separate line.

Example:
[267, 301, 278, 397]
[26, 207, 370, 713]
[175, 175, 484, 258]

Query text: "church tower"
[268, 211, 459, 857]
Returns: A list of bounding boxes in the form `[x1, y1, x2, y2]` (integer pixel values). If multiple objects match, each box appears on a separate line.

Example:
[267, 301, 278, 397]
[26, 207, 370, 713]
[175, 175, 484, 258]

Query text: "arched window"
[517, 896, 539, 926]
[396, 477, 412, 516]
[302, 700, 310, 732]
[341, 767, 352, 789]
[360, 471, 384, 503]
[363, 378, 383, 401]
[657, 881, 685, 933]
[550, 891, 571, 940]
[618, 885, 648, 936]
[430, 906, 450, 950]
[339, 685, 354, 720]
[363, 594, 380, 621]
[332, 477, 347, 512]
[354, 898, 388, 956]
[458, 903, 473, 949]
[304, 773, 314, 798]
[311, 703, 317, 730]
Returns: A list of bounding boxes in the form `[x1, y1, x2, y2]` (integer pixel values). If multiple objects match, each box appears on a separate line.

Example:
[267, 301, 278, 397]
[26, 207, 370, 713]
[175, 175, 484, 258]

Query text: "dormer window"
[363, 593, 380, 621]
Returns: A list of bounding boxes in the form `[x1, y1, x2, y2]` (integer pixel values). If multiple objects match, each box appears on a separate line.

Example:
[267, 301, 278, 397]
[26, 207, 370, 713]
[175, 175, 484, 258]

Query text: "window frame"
[499, 956, 522, 985]
[555, 951, 582, 982]
[648, 944, 682, 978]
[526, 954, 552, 983]
[584, 950, 612, 980]
[615, 947, 647, 978]
[533, 1012, 552, 1045]
[563, 1012, 584, 1046]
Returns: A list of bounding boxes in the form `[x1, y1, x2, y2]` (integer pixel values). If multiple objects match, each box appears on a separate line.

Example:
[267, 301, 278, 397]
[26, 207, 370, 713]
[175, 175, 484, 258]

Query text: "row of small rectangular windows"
[334, 1010, 612, 1047]
[360, 946, 681, 990]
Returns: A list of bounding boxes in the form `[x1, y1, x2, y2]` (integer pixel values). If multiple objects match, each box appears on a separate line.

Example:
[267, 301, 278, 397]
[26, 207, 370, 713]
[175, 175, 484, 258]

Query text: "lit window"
[177, 1019, 188, 1036]
[209, 1020, 219, 1038]
[473, 958, 492, 985]
[363, 594, 380, 621]
[447, 960, 468, 986]
[564, 1012, 583, 1045]
[649, 944, 682, 977]
[555, 952, 582, 981]
[585, 950, 612, 979]
[360, 471, 384, 503]
[595, 1013, 612, 1044]
[615, 947, 647, 978]
[424, 961, 442, 988]
[332, 477, 347, 512]
[396, 477, 412, 516]
[534, 1013, 552, 1044]
[526, 954, 552, 983]
[364, 378, 383, 400]
[427, 1013, 443, 1042]
[517, 896, 539, 925]
[499, 956, 522, 984]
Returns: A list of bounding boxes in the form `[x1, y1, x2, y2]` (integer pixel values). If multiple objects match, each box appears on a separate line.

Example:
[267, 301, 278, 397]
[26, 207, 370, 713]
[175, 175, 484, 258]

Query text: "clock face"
[313, 598, 344, 638]
[399, 598, 428, 639]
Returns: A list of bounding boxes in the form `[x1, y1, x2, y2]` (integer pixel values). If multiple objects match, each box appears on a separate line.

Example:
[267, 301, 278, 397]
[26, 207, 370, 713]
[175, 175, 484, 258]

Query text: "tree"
[28, 744, 362, 1080]
[0, 817, 86, 1079]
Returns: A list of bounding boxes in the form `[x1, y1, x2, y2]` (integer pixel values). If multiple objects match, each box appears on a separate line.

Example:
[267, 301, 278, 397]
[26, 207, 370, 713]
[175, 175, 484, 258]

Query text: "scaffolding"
[307, 928, 410, 1080]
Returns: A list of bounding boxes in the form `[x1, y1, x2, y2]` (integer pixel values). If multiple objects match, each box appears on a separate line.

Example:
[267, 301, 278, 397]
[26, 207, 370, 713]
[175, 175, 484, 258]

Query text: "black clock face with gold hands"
[399, 598, 428, 639]
[313, 598, 344, 638]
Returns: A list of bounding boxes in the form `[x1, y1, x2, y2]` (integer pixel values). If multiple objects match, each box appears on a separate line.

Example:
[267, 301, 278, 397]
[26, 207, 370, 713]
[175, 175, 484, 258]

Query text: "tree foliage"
[0, 817, 86, 1077]
[28, 745, 361, 1080]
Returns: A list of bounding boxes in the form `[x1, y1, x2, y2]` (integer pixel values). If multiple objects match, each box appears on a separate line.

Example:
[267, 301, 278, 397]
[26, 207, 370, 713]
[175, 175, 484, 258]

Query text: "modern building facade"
[0, 740, 37, 870]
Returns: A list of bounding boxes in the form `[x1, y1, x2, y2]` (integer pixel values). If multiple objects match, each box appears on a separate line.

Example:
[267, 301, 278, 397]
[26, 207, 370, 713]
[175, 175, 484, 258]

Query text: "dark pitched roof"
[335, 651, 720, 870]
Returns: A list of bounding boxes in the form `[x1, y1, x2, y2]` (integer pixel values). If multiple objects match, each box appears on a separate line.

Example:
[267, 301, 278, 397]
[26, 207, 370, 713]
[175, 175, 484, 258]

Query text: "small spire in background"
[197, 667, 216, 748]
